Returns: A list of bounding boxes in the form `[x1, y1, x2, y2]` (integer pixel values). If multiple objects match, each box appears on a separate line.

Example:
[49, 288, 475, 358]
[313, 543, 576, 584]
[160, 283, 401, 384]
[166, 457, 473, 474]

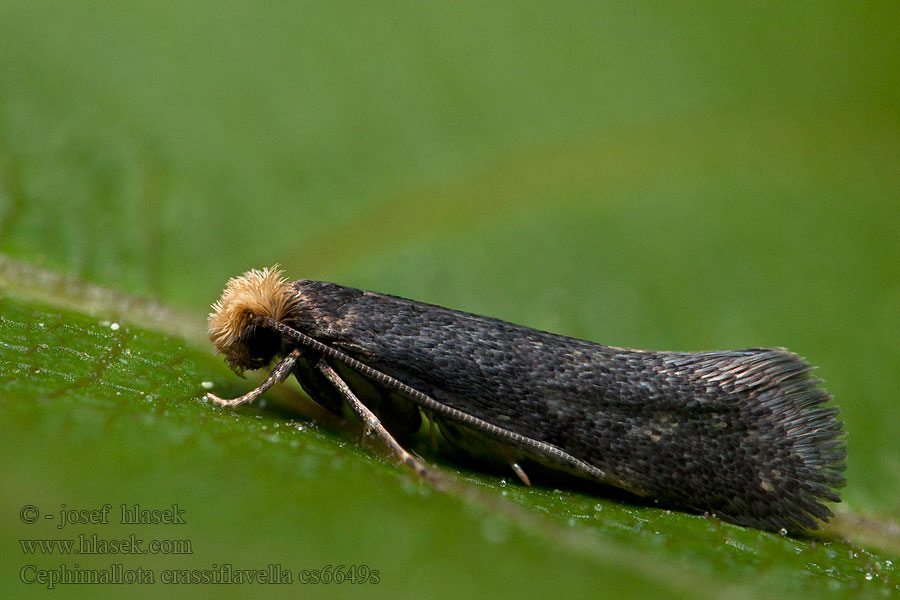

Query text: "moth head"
[208, 266, 299, 374]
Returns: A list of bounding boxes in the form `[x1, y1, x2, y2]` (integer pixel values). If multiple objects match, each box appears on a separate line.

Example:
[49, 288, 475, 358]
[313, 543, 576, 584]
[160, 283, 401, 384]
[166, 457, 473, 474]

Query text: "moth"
[206, 267, 845, 532]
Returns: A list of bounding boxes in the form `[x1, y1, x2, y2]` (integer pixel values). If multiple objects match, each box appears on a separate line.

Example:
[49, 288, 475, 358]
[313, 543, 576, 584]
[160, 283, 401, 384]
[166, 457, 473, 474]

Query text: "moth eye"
[245, 326, 282, 363]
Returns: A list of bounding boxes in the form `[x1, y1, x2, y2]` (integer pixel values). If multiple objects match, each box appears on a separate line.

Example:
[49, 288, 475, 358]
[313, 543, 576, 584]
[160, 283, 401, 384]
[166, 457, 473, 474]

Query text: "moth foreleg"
[206, 350, 301, 409]
[315, 358, 428, 478]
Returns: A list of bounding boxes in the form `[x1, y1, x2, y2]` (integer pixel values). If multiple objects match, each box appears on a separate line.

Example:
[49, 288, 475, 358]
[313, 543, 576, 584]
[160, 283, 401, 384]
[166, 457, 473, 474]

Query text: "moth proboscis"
[206, 267, 846, 533]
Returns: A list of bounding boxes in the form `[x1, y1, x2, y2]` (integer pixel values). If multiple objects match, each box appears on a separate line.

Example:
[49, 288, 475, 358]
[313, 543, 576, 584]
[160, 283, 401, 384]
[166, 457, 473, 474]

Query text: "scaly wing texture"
[293, 281, 846, 531]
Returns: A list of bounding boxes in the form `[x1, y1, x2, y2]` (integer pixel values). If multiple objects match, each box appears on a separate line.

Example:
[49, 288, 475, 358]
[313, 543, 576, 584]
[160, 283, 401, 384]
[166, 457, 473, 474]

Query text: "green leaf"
[2, 293, 897, 599]
[1, 2, 898, 598]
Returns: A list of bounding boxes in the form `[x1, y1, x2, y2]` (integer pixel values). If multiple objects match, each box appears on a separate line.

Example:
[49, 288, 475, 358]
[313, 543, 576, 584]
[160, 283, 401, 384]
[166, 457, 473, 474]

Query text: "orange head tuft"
[208, 266, 298, 373]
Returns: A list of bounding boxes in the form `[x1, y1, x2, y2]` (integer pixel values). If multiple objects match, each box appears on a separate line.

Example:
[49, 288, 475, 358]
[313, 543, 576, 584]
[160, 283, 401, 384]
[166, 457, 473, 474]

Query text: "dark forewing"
[292, 281, 845, 531]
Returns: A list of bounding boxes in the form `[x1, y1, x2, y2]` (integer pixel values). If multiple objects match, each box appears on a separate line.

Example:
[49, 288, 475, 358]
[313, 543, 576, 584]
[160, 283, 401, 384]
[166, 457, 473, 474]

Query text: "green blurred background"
[1, 1, 898, 598]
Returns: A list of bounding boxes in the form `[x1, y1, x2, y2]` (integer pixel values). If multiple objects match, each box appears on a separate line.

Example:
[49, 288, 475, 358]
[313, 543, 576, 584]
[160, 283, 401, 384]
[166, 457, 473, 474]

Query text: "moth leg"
[315, 358, 428, 478]
[511, 462, 531, 486]
[206, 350, 301, 409]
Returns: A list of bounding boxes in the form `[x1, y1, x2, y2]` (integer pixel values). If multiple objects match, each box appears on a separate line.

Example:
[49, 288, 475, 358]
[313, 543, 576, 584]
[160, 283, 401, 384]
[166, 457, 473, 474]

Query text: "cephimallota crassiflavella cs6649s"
[206, 267, 846, 532]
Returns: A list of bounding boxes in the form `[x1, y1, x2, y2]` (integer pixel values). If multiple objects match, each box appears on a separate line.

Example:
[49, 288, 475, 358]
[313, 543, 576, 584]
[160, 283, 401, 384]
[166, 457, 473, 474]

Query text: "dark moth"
[207, 268, 846, 532]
